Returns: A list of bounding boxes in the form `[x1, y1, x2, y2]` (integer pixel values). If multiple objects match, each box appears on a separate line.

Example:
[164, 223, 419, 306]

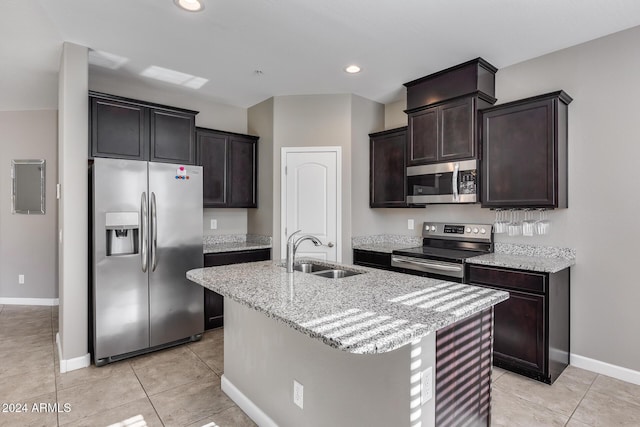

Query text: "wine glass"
[535, 209, 550, 235]
[522, 209, 536, 236]
[508, 209, 522, 236]
[494, 209, 507, 234]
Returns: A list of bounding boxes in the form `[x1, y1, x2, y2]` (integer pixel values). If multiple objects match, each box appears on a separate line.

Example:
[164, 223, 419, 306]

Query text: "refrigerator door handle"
[141, 192, 148, 272]
[151, 192, 158, 272]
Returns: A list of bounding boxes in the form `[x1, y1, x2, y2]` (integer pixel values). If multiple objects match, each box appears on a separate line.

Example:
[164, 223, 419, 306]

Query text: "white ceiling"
[2, 0, 640, 110]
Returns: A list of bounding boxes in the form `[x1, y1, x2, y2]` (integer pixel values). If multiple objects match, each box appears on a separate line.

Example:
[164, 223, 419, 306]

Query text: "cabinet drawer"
[353, 249, 392, 269]
[467, 265, 546, 294]
[204, 248, 271, 267]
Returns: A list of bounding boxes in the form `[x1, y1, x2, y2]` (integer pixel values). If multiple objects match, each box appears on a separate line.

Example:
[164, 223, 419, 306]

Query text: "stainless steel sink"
[294, 262, 330, 273]
[313, 269, 362, 279]
[283, 261, 364, 278]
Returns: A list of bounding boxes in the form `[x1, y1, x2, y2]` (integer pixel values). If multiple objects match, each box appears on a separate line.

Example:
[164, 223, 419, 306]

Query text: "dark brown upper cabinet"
[149, 108, 196, 164]
[481, 91, 572, 208]
[407, 96, 491, 165]
[369, 127, 407, 207]
[90, 91, 197, 165]
[196, 128, 258, 208]
[404, 58, 497, 166]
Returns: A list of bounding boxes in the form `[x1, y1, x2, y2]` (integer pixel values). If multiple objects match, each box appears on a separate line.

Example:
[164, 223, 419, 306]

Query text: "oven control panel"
[423, 222, 493, 241]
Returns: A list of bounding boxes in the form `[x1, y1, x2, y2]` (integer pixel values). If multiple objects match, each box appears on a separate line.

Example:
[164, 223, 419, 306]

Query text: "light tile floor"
[1, 305, 639, 426]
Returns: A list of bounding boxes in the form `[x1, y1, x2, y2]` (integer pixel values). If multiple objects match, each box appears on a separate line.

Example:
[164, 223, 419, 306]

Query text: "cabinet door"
[439, 97, 475, 161]
[482, 98, 556, 207]
[91, 97, 147, 160]
[370, 128, 407, 207]
[197, 131, 228, 207]
[203, 249, 271, 330]
[150, 109, 196, 165]
[490, 286, 546, 375]
[408, 107, 438, 165]
[228, 135, 257, 208]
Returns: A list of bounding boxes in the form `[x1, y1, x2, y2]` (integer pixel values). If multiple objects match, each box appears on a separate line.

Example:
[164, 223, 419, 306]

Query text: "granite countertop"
[187, 259, 508, 355]
[466, 243, 576, 273]
[203, 234, 272, 254]
[351, 234, 422, 254]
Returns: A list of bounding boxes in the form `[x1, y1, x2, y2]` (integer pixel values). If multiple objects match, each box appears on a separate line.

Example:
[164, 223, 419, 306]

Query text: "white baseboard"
[55, 332, 90, 374]
[571, 353, 640, 386]
[221, 375, 278, 427]
[0, 297, 59, 306]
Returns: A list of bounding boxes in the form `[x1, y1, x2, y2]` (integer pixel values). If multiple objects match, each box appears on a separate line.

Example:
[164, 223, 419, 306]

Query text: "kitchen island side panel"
[223, 298, 437, 427]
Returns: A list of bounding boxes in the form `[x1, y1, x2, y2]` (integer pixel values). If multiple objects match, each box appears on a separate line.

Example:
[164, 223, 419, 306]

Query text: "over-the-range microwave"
[406, 159, 478, 204]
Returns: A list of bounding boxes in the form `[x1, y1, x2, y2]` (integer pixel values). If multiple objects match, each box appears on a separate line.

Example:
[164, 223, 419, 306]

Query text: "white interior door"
[281, 147, 341, 262]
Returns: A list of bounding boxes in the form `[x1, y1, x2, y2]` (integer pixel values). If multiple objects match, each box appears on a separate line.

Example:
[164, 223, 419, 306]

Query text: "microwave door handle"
[452, 162, 460, 202]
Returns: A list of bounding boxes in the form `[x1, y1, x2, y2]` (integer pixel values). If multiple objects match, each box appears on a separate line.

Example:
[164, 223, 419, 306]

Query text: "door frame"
[280, 146, 342, 262]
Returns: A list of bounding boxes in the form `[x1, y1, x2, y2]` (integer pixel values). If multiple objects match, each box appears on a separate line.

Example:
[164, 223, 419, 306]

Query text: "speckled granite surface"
[352, 234, 422, 253]
[467, 243, 575, 273]
[203, 234, 272, 254]
[187, 259, 508, 354]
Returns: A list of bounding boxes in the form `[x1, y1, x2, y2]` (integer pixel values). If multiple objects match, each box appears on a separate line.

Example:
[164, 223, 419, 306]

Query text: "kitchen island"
[187, 259, 508, 427]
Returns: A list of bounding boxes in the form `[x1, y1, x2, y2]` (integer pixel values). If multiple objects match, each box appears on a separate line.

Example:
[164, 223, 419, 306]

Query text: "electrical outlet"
[18, 274, 25, 285]
[293, 380, 304, 409]
[210, 219, 217, 230]
[408, 219, 415, 230]
[421, 367, 433, 405]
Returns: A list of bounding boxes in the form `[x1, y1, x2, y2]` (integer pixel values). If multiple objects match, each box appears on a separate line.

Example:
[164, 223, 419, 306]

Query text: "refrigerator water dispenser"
[105, 212, 139, 256]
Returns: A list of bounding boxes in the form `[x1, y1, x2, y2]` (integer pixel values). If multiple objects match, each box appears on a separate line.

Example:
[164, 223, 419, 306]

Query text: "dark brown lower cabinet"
[435, 308, 493, 427]
[467, 264, 570, 384]
[203, 248, 271, 329]
[352, 249, 393, 270]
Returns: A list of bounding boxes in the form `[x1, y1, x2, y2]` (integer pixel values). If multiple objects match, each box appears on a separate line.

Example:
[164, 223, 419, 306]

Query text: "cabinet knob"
[327, 242, 334, 248]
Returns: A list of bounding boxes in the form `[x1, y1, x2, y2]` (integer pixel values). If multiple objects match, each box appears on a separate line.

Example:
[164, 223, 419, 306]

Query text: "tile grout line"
[494, 371, 592, 424]
[186, 339, 221, 375]
[563, 373, 600, 426]
[129, 362, 166, 427]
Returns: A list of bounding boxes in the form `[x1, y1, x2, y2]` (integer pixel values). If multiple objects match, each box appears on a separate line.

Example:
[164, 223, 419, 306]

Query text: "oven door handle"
[391, 257, 463, 272]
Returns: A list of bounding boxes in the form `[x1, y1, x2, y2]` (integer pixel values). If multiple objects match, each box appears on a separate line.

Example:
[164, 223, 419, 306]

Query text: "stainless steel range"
[391, 222, 493, 282]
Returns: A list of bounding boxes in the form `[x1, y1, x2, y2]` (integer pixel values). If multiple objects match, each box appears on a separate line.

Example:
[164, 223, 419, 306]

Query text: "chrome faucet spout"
[286, 230, 323, 273]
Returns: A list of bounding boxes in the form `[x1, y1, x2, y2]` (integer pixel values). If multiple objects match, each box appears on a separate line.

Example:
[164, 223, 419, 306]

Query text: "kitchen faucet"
[286, 230, 323, 273]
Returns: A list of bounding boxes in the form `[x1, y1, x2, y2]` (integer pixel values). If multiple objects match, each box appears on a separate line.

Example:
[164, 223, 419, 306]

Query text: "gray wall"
[350, 95, 386, 251]
[0, 110, 58, 299]
[58, 42, 89, 360]
[274, 94, 352, 261]
[247, 98, 275, 242]
[248, 94, 383, 261]
[375, 26, 640, 372]
[203, 209, 248, 236]
[89, 68, 248, 133]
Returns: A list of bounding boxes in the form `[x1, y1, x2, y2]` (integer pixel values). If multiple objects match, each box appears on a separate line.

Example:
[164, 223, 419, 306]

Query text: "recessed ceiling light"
[345, 65, 361, 74]
[174, 0, 204, 12]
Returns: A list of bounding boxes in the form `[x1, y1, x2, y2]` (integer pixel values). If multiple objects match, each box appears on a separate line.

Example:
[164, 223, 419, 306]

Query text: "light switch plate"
[210, 219, 217, 230]
[293, 380, 304, 409]
[421, 366, 433, 405]
[408, 219, 415, 230]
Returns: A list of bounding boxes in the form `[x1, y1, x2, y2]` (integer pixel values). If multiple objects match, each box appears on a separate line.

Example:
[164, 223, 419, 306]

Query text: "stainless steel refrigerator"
[91, 158, 204, 366]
